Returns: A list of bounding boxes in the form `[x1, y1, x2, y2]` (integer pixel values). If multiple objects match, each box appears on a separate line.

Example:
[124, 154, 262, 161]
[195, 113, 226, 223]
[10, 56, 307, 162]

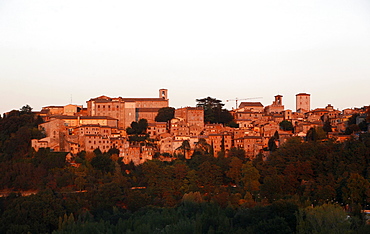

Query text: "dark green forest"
[0, 107, 370, 233]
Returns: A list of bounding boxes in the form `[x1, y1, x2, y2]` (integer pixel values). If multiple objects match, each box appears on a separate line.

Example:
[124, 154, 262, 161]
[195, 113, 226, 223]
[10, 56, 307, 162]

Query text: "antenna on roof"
[70, 94, 73, 104]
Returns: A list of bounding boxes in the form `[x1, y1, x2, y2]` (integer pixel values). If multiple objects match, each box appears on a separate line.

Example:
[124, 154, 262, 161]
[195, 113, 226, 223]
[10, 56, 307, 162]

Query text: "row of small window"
[82, 132, 99, 134]
[88, 140, 108, 144]
[90, 145, 110, 150]
[83, 128, 99, 131]
[97, 105, 119, 109]
[235, 144, 253, 147]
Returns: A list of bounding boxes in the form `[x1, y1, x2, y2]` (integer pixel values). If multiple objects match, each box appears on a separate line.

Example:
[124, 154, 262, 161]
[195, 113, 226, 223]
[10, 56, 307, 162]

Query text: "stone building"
[234, 136, 263, 159]
[170, 118, 190, 136]
[264, 95, 284, 114]
[175, 107, 204, 127]
[238, 102, 264, 112]
[208, 132, 233, 156]
[296, 93, 311, 113]
[147, 122, 167, 139]
[86, 89, 168, 129]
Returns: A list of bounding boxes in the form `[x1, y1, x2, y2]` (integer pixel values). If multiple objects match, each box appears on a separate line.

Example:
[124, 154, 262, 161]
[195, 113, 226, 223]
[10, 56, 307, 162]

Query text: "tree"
[226, 157, 243, 186]
[196, 97, 233, 125]
[90, 151, 115, 173]
[296, 204, 351, 234]
[197, 161, 222, 193]
[193, 138, 212, 156]
[155, 107, 175, 122]
[196, 96, 224, 110]
[316, 126, 327, 140]
[138, 119, 148, 131]
[226, 121, 239, 128]
[227, 147, 246, 160]
[268, 137, 277, 151]
[0, 106, 43, 160]
[345, 124, 360, 135]
[348, 113, 359, 126]
[342, 173, 370, 207]
[126, 119, 149, 142]
[260, 174, 284, 202]
[241, 162, 261, 194]
[323, 119, 333, 133]
[279, 120, 294, 131]
[20, 105, 32, 114]
[358, 120, 368, 132]
[177, 140, 191, 159]
[219, 109, 234, 125]
[254, 216, 293, 234]
[306, 127, 318, 141]
[75, 176, 87, 191]
[126, 119, 148, 135]
[0, 189, 65, 233]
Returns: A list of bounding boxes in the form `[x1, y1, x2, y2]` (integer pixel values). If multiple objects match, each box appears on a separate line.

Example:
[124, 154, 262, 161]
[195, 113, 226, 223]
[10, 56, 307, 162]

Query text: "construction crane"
[226, 97, 262, 109]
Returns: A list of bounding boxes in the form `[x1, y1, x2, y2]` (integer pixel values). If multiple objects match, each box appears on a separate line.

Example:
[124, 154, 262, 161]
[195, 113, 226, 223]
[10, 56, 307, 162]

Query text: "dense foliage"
[155, 107, 175, 122]
[0, 106, 370, 233]
[126, 119, 149, 142]
[0, 105, 43, 161]
[196, 97, 234, 125]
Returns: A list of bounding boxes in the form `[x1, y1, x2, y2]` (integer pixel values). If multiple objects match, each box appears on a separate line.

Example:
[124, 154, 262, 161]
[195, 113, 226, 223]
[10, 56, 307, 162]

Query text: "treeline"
[0, 105, 43, 161]
[1, 106, 370, 233]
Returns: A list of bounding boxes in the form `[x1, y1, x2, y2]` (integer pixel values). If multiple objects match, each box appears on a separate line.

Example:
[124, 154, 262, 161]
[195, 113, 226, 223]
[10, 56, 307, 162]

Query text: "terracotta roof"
[88, 96, 168, 102]
[42, 106, 64, 109]
[91, 99, 112, 103]
[39, 109, 50, 114]
[311, 108, 328, 113]
[239, 102, 264, 108]
[235, 111, 262, 114]
[121, 98, 167, 102]
[51, 115, 118, 120]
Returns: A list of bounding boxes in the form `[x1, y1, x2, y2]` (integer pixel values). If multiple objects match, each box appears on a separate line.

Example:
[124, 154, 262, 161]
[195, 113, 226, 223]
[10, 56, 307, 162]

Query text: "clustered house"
[32, 89, 369, 164]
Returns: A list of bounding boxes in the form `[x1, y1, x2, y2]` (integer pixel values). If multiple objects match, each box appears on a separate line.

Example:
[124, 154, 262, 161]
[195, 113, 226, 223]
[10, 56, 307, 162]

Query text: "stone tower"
[274, 95, 283, 106]
[159, 89, 168, 100]
[296, 93, 310, 113]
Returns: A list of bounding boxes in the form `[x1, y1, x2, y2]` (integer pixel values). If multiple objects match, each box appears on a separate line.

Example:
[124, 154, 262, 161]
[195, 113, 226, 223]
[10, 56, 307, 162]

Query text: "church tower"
[159, 89, 168, 100]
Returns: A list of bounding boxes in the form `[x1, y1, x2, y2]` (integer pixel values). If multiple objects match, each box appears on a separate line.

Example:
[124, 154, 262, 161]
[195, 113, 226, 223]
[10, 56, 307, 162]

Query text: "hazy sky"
[1, 0, 369, 114]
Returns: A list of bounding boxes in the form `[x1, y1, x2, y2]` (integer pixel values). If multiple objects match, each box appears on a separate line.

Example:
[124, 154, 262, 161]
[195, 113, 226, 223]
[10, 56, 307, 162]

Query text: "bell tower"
[159, 89, 168, 100]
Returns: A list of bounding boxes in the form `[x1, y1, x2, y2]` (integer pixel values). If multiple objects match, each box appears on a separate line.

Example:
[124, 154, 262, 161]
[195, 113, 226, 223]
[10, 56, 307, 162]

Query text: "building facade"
[86, 89, 168, 129]
[296, 93, 311, 113]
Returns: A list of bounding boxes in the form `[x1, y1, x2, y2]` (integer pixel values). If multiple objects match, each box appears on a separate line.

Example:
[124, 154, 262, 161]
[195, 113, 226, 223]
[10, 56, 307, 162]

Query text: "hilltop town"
[30, 89, 370, 165]
[1, 89, 370, 233]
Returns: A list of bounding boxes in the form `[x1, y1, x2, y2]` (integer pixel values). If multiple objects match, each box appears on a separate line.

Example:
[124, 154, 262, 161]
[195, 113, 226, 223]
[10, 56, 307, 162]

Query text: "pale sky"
[1, 0, 370, 114]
